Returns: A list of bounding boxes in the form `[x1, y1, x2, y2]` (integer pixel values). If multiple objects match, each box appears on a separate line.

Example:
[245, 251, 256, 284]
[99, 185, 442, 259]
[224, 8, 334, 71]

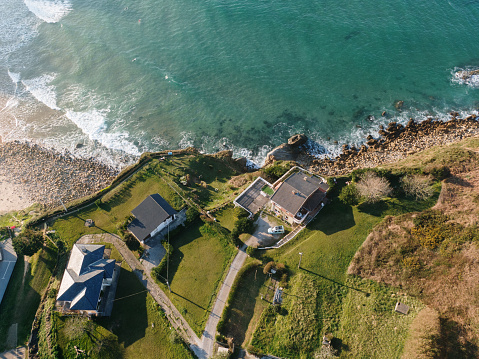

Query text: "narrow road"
[200, 244, 248, 357]
[78, 234, 207, 359]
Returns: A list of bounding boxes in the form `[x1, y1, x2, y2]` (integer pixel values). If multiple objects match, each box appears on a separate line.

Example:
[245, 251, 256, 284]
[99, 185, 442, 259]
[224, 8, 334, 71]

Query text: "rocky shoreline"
[1, 113, 479, 212]
[265, 113, 479, 176]
[0, 141, 118, 210]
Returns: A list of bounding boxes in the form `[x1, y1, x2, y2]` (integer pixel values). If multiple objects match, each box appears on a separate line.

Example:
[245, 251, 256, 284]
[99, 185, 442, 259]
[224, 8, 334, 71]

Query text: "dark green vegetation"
[0, 244, 57, 352]
[12, 229, 44, 256]
[153, 219, 236, 335]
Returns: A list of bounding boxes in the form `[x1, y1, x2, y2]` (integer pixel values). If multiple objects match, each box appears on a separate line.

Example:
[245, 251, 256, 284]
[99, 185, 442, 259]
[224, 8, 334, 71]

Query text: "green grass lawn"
[247, 179, 441, 358]
[157, 155, 241, 210]
[213, 204, 237, 231]
[0, 245, 57, 351]
[95, 260, 193, 359]
[336, 277, 423, 359]
[156, 219, 236, 336]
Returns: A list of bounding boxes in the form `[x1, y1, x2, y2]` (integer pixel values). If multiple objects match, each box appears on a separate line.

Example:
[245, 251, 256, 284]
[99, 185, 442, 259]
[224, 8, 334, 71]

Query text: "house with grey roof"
[270, 171, 328, 225]
[127, 194, 178, 244]
[57, 244, 117, 316]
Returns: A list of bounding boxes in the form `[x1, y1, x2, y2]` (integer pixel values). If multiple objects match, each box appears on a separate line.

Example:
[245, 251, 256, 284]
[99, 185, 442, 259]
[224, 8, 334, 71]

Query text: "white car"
[268, 225, 285, 234]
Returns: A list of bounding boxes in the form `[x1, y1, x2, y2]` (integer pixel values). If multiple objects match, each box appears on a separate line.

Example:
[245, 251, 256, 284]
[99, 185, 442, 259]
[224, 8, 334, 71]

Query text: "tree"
[356, 172, 392, 203]
[401, 174, 433, 200]
[338, 183, 359, 205]
[12, 229, 44, 256]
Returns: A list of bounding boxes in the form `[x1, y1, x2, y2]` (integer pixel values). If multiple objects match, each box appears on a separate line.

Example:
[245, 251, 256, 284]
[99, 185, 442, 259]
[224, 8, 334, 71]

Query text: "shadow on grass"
[97, 267, 148, 348]
[308, 202, 355, 235]
[439, 318, 478, 359]
[300, 268, 370, 296]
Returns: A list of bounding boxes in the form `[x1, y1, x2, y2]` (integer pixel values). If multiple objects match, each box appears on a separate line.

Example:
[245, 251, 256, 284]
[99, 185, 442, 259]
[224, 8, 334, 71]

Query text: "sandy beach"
[0, 175, 33, 215]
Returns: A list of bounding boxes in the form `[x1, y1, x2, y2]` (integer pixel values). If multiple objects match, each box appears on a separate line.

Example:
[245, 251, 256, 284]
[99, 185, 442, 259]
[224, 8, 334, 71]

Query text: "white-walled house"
[127, 194, 177, 243]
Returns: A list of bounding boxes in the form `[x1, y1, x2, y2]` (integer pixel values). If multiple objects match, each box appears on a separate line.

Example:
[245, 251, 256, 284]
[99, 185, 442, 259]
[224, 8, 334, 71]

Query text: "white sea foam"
[8, 71, 21, 84]
[65, 109, 140, 156]
[23, 0, 72, 23]
[22, 74, 60, 111]
[451, 67, 479, 88]
[179, 132, 195, 149]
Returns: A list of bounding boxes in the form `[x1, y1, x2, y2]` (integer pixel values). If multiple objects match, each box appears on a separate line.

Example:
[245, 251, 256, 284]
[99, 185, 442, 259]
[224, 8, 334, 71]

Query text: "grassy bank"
[0, 244, 57, 352]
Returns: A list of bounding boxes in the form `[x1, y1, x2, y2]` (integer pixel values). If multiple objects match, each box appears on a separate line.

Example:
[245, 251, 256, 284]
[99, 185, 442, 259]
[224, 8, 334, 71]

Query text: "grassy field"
[0, 244, 57, 352]
[156, 219, 236, 335]
[246, 178, 441, 358]
[336, 277, 423, 359]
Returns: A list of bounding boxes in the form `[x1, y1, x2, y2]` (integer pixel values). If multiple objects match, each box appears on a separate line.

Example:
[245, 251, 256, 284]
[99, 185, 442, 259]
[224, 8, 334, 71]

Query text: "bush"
[425, 165, 450, 180]
[356, 171, 392, 203]
[12, 229, 44, 256]
[338, 183, 359, 205]
[123, 232, 140, 251]
[246, 246, 257, 257]
[234, 206, 250, 219]
[401, 174, 434, 200]
[186, 206, 199, 224]
[233, 217, 254, 238]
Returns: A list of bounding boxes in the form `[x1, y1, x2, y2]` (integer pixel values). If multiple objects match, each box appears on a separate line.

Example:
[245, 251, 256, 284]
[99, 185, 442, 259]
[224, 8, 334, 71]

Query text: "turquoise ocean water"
[0, 0, 478, 166]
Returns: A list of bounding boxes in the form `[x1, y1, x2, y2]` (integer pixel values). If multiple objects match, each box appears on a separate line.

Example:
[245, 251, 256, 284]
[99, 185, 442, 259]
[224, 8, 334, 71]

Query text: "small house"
[270, 171, 328, 225]
[127, 194, 177, 243]
[56, 244, 116, 316]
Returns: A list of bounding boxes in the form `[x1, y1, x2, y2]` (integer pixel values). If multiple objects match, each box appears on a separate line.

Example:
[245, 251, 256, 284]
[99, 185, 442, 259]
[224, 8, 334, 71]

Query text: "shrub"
[425, 165, 450, 180]
[401, 174, 434, 200]
[338, 183, 359, 205]
[234, 206, 250, 219]
[12, 229, 44, 256]
[233, 217, 254, 236]
[186, 206, 199, 224]
[246, 246, 257, 257]
[356, 171, 392, 203]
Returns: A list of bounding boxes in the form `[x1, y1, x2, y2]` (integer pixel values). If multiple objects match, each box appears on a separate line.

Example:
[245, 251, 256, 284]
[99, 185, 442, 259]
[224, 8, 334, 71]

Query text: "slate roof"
[128, 194, 177, 241]
[271, 172, 328, 215]
[57, 244, 115, 311]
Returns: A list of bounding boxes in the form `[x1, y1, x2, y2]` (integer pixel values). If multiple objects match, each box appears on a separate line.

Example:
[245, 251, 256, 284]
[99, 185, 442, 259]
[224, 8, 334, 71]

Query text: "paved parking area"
[234, 177, 271, 215]
[246, 214, 284, 248]
[0, 239, 17, 306]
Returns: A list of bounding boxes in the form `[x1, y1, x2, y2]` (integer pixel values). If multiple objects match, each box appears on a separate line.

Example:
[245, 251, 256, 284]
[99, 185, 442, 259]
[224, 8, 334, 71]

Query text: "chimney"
[304, 176, 308, 181]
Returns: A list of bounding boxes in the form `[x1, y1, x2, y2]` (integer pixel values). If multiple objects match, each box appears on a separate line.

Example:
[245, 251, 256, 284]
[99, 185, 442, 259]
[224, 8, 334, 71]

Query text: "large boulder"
[288, 134, 308, 147]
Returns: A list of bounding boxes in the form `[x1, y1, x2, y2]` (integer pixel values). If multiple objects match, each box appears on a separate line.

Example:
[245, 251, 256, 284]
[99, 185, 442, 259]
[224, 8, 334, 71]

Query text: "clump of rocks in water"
[264, 114, 479, 176]
[0, 141, 118, 208]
